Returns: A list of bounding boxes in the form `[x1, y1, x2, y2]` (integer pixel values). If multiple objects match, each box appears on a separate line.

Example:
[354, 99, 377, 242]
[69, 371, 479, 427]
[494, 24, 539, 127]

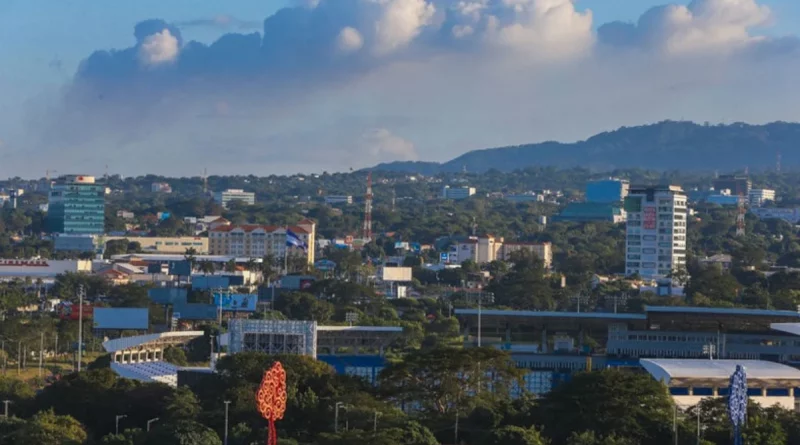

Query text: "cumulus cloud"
[598, 0, 772, 54]
[6, 0, 800, 176]
[337, 26, 365, 52]
[138, 29, 180, 65]
[176, 15, 262, 31]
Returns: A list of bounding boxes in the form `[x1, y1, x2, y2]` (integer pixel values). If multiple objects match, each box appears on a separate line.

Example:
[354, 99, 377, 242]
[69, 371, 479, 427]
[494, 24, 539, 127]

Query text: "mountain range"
[371, 121, 799, 174]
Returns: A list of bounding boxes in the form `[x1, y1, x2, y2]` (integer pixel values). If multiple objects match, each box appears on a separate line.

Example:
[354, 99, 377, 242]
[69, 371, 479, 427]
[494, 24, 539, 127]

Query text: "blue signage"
[212, 293, 257, 312]
[440, 252, 448, 263]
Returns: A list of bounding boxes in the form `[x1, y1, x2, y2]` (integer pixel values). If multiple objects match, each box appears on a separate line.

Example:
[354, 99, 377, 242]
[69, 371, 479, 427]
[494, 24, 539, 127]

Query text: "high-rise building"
[748, 189, 776, 207]
[624, 185, 688, 279]
[208, 219, 316, 264]
[214, 189, 255, 208]
[586, 179, 630, 203]
[47, 175, 105, 235]
[713, 175, 751, 197]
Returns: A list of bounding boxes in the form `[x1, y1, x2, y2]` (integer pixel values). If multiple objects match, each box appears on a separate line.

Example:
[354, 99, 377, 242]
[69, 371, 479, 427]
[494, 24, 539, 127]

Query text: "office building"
[749, 189, 776, 207]
[586, 179, 629, 203]
[442, 186, 476, 200]
[713, 175, 751, 197]
[324, 195, 353, 205]
[208, 219, 316, 264]
[553, 202, 626, 223]
[102, 236, 209, 254]
[214, 189, 255, 208]
[47, 175, 105, 235]
[624, 185, 687, 279]
[449, 236, 551, 268]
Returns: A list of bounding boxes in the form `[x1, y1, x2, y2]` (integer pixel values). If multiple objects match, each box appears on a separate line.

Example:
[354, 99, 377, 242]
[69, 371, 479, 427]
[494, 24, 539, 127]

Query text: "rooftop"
[645, 306, 800, 318]
[641, 359, 800, 385]
[454, 309, 646, 320]
[210, 224, 309, 234]
[103, 331, 204, 353]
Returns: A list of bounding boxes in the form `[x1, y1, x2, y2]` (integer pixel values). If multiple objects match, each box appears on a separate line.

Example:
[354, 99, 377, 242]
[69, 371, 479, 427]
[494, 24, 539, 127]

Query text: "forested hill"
[373, 121, 800, 174]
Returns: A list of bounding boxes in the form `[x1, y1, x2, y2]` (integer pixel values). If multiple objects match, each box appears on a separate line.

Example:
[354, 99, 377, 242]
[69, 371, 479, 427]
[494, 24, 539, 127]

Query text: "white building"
[749, 189, 776, 207]
[624, 185, 688, 279]
[151, 182, 172, 193]
[442, 186, 476, 200]
[0, 259, 93, 281]
[214, 189, 255, 208]
[448, 236, 552, 268]
[324, 195, 353, 205]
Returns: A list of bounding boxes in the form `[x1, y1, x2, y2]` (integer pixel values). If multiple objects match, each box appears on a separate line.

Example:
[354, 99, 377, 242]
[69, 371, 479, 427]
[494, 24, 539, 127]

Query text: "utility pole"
[373, 410, 380, 433]
[335, 402, 344, 433]
[2, 400, 9, 418]
[224, 401, 231, 445]
[77, 285, 85, 372]
[477, 292, 482, 347]
[570, 294, 589, 313]
[454, 409, 459, 445]
[16, 341, 20, 375]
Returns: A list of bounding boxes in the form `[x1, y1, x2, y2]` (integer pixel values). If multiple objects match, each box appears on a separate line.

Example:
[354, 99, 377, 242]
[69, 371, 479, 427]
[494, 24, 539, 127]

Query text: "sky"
[1, 0, 800, 178]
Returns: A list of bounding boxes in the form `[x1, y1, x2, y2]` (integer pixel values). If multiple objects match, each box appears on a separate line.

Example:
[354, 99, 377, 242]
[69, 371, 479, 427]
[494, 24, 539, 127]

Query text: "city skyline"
[2, 0, 800, 178]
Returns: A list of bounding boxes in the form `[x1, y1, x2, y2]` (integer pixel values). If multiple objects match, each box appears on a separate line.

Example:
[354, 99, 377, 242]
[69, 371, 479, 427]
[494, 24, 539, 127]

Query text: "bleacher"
[111, 361, 180, 387]
[103, 331, 206, 388]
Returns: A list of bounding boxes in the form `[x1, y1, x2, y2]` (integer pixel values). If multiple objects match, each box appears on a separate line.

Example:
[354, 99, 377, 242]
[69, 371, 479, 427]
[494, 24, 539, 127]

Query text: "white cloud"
[138, 30, 180, 66]
[337, 27, 365, 52]
[373, 0, 436, 54]
[362, 128, 419, 161]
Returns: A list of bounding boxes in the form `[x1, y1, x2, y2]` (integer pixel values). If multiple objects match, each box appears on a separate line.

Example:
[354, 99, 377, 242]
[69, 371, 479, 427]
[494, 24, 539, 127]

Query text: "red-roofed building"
[208, 220, 316, 264]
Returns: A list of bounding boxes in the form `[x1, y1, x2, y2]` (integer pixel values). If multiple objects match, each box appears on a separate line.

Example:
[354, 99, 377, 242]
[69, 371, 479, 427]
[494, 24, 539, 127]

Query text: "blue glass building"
[47, 175, 105, 235]
[586, 179, 629, 203]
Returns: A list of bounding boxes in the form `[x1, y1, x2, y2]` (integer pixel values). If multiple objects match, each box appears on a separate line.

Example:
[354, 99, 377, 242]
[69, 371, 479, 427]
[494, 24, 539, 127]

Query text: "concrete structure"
[0, 259, 92, 281]
[324, 195, 353, 205]
[749, 189, 776, 207]
[214, 189, 255, 208]
[104, 331, 205, 387]
[624, 185, 687, 279]
[706, 191, 740, 206]
[713, 175, 751, 197]
[442, 186, 476, 200]
[208, 219, 316, 264]
[103, 236, 209, 254]
[641, 359, 800, 409]
[449, 236, 552, 268]
[150, 182, 172, 193]
[47, 175, 105, 235]
[751, 207, 800, 224]
[554, 202, 626, 223]
[586, 178, 629, 203]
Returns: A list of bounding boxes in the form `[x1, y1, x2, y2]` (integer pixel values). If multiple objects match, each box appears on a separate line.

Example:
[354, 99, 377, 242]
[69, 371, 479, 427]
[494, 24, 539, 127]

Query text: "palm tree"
[184, 248, 198, 272]
[198, 260, 215, 275]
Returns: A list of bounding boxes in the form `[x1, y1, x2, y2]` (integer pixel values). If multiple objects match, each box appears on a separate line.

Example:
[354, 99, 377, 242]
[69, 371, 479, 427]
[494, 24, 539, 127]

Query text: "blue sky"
[1, 0, 799, 177]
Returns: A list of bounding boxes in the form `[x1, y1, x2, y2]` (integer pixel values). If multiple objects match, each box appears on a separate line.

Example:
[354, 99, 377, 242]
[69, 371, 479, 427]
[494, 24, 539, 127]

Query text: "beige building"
[451, 236, 551, 268]
[208, 219, 316, 264]
[103, 236, 209, 254]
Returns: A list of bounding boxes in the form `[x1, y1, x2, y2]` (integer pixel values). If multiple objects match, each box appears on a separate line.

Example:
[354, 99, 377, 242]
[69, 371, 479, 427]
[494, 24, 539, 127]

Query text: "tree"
[489, 425, 549, 445]
[489, 250, 554, 310]
[101, 428, 146, 445]
[14, 410, 87, 445]
[163, 346, 189, 366]
[147, 420, 221, 445]
[537, 370, 674, 445]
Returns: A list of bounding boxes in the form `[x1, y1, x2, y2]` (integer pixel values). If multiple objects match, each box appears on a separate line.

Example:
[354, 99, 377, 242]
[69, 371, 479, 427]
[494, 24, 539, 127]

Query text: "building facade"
[103, 236, 209, 254]
[151, 182, 172, 193]
[749, 189, 776, 207]
[713, 175, 751, 197]
[214, 189, 255, 208]
[324, 195, 353, 205]
[47, 175, 105, 235]
[624, 185, 688, 279]
[750, 207, 800, 224]
[586, 179, 629, 203]
[442, 186, 476, 200]
[208, 219, 316, 264]
[450, 236, 552, 268]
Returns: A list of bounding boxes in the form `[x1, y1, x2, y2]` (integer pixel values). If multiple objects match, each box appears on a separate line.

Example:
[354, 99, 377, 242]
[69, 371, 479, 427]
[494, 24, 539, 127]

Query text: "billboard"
[148, 288, 188, 305]
[643, 207, 657, 230]
[381, 266, 412, 282]
[93, 308, 149, 330]
[169, 261, 192, 276]
[57, 303, 93, 321]
[213, 293, 257, 312]
[192, 275, 230, 290]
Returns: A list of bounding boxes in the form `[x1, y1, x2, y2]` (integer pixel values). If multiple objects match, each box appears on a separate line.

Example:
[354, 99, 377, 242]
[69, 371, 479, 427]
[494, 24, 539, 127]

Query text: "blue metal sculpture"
[727, 365, 748, 445]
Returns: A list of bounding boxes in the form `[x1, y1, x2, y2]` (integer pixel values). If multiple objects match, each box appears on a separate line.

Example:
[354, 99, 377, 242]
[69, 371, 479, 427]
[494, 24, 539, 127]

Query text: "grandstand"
[641, 359, 800, 410]
[103, 331, 205, 387]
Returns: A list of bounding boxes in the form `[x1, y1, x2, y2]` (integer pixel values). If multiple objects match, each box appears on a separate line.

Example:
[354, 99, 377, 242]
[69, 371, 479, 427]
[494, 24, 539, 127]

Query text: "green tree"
[101, 428, 146, 445]
[14, 409, 87, 445]
[489, 425, 549, 445]
[147, 420, 221, 445]
[163, 346, 189, 366]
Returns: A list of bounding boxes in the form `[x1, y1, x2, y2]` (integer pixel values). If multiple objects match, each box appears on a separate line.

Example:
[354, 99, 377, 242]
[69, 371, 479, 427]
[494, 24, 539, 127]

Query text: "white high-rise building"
[624, 185, 688, 280]
[748, 189, 776, 208]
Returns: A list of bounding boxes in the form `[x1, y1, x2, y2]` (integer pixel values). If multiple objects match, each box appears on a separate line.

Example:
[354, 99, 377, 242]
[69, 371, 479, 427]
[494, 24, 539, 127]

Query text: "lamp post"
[373, 410, 381, 433]
[334, 402, 345, 433]
[224, 400, 231, 445]
[77, 285, 85, 372]
[115, 414, 127, 435]
[2, 400, 10, 418]
[147, 418, 159, 432]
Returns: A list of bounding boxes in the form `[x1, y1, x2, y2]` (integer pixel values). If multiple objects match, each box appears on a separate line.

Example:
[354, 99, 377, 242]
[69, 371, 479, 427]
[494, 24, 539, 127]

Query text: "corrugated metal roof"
[641, 359, 800, 385]
[645, 306, 800, 318]
[454, 309, 646, 320]
[103, 331, 204, 353]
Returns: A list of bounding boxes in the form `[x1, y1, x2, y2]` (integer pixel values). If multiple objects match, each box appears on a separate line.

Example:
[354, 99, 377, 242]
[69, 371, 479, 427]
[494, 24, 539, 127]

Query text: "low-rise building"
[442, 186, 476, 200]
[208, 219, 316, 264]
[214, 189, 255, 208]
[151, 182, 172, 193]
[0, 259, 92, 281]
[103, 236, 209, 254]
[751, 207, 800, 224]
[324, 195, 353, 205]
[448, 236, 552, 268]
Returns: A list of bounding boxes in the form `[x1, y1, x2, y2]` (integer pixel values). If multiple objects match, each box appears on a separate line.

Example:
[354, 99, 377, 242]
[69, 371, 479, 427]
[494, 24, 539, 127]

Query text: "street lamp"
[334, 402, 345, 433]
[373, 410, 381, 433]
[147, 418, 159, 432]
[115, 414, 127, 435]
[224, 400, 231, 445]
[2, 400, 10, 418]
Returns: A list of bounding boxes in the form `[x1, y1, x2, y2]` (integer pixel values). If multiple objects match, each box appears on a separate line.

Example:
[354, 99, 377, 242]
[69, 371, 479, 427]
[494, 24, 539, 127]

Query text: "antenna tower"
[363, 172, 373, 241]
[736, 193, 746, 237]
[777, 151, 782, 173]
[202, 168, 208, 196]
[391, 187, 396, 213]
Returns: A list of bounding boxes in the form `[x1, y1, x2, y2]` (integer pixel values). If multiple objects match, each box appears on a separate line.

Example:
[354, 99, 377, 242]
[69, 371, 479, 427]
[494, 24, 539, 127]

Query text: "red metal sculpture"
[256, 362, 287, 445]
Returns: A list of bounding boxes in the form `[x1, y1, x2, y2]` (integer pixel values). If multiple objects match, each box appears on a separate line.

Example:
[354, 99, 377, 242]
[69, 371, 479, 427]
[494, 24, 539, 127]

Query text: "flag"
[286, 229, 307, 250]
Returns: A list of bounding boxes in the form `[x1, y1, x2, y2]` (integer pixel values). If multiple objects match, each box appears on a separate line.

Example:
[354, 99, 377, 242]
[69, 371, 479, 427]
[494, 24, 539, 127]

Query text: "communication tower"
[736, 193, 746, 237]
[363, 172, 373, 241]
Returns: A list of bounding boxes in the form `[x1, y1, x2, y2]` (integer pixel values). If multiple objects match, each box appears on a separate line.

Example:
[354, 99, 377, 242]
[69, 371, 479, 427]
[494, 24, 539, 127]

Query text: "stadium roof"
[103, 331, 204, 353]
[645, 306, 800, 318]
[454, 309, 646, 320]
[641, 359, 800, 386]
[317, 326, 403, 333]
[771, 323, 800, 336]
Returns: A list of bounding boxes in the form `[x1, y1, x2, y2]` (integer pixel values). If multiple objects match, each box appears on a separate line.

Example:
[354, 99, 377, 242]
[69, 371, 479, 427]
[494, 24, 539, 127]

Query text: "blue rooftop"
[454, 309, 646, 320]
[645, 306, 800, 318]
